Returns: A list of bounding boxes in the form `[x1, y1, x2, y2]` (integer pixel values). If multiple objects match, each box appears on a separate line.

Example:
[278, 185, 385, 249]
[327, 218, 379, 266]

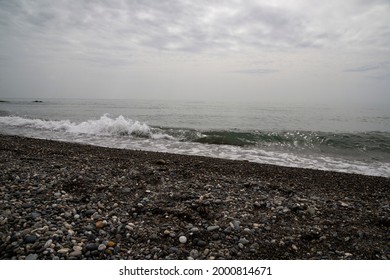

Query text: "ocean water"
[0, 98, 389, 177]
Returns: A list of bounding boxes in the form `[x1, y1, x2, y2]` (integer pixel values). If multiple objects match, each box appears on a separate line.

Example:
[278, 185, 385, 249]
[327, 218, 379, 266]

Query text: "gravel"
[0, 134, 389, 260]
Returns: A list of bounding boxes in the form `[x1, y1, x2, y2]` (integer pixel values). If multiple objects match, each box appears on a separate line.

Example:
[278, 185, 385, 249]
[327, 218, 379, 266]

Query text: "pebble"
[107, 241, 116, 247]
[190, 227, 200, 233]
[307, 207, 316, 215]
[57, 248, 70, 254]
[26, 254, 38, 260]
[239, 238, 250, 245]
[85, 243, 99, 251]
[31, 212, 41, 219]
[95, 221, 105, 229]
[230, 220, 241, 230]
[179, 236, 187, 244]
[207, 225, 220, 232]
[69, 250, 82, 257]
[85, 209, 96, 216]
[1, 134, 388, 261]
[24, 235, 38, 244]
[44, 239, 53, 248]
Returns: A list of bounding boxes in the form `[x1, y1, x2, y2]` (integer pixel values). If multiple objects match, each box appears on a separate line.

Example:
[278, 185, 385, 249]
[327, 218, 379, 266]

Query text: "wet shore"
[0, 134, 389, 260]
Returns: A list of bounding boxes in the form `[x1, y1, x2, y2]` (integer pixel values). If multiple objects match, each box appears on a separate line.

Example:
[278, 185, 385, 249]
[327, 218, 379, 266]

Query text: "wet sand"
[0, 134, 389, 259]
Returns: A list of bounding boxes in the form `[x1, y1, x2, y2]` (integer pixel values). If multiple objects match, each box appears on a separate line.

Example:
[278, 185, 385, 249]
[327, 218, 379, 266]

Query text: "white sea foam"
[0, 114, 167, 138]
[0, 114, 389, 177]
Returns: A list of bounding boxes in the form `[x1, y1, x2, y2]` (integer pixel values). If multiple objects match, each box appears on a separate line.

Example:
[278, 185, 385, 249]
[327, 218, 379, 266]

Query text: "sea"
[0, 98, 389, 178]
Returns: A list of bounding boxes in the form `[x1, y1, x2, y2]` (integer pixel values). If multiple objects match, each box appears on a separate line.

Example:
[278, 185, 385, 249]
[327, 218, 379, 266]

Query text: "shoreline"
[0, 134, 389, 259]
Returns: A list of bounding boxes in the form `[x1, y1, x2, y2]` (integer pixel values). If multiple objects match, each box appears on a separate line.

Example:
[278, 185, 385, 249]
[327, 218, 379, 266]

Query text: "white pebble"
[179, 236, 187, 244]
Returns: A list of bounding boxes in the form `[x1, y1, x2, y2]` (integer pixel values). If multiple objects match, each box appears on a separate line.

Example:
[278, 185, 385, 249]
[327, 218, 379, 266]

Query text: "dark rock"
[24, 235, 38, 244]
[85, 243, 99, 251]
[156, 159, 166, 165]
[84, 209, 96, 216]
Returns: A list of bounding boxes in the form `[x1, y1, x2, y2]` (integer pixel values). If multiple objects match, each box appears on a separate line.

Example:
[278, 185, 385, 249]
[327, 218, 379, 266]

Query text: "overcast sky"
[0, 0, 389, 105]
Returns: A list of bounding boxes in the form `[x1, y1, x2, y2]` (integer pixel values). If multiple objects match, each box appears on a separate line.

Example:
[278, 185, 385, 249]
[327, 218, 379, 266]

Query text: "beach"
[0, 134, 389, 260]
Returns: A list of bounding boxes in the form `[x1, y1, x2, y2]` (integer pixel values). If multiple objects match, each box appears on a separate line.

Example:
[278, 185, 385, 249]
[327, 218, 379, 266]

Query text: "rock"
[73, 246, 83, 251]
[69, 250, 82, 257]
[230, 220, 240, 230]
[26, 254, 38, 260]
[57, 248, 70, 254]
[98, 244, 106, 251]
[179, 236, 187, 244]
[190, 249, 199, 259]
[31, 212, 41, 219]
[197, 240, 207, 247]
[64, 222, 73, 229]
[190, 227, 200, 233]
[156, 159, 166, 165]
[121, 188, 132, 193]
[292, 244, 298, 251]
[44, 239, 53, 248]
[207, 225, 220, 232]
[24, 235, 38, 244]
[95, 221, 105, 229]
[239, 238, 250, 245]
[107, 241, 116, 247]
[307, 207, 316, 215]
[85, 243, 99, 251]
[84, 209, 96, 216]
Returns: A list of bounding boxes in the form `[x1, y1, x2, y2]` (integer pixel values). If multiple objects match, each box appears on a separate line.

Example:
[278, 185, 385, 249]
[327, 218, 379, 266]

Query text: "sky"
[0, 0, 389, 105]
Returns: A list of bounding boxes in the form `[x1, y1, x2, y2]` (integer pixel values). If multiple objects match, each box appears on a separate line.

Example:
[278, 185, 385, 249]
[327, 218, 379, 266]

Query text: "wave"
[1, 114, 389, 159]
[0, 114, 172, 139]
[186, 130, 390, 154]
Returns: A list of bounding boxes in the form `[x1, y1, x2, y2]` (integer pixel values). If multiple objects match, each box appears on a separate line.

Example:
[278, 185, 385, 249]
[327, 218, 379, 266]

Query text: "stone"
[57, 248, 70, 254]
[24, 235, 38, 244]
[26, 254, 38, 260]
[85, 209, 96, 216]
[44, 239, 53, 248]
[121, 188, 132, 193]
[207, 225, 220, 232]
[95, 221, 105, 229]
[107, 241, 116, 247]
[156, 159, 166, 165]
[69, 250, 82, 257]
[98, 244, 106, 251]
[190, 227, 200, 233]
[197, 240, 207, 247]
[340, 201, 349, 207]
[85, 243, 99, 251]
[179, 236, 187, 244]
[64, 222, 72, 229]
[307, 207, 316, 215]
[230, 220, 240, 230]
[239, 238, 249, 245]
[73, 246, 83, 251]
[31, 212, 41, 219]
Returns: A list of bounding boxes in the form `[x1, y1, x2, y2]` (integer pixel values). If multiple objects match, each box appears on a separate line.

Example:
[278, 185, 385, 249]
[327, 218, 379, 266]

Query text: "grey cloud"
[235, 68, 278, 75]
[1, 0, 389, 61]
[344, 62, 389, 72]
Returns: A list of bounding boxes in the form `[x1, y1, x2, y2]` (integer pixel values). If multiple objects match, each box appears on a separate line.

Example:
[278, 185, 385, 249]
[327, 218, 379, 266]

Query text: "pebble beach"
[0, 134, 389, 260]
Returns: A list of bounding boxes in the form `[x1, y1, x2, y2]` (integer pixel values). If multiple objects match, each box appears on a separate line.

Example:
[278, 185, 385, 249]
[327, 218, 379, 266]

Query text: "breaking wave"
[1, 113, 389, 177]
[0, 114, 172, 139]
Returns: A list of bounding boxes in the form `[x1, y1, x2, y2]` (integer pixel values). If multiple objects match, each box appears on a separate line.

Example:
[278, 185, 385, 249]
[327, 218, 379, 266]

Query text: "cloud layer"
[0, 0, 389, 103]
